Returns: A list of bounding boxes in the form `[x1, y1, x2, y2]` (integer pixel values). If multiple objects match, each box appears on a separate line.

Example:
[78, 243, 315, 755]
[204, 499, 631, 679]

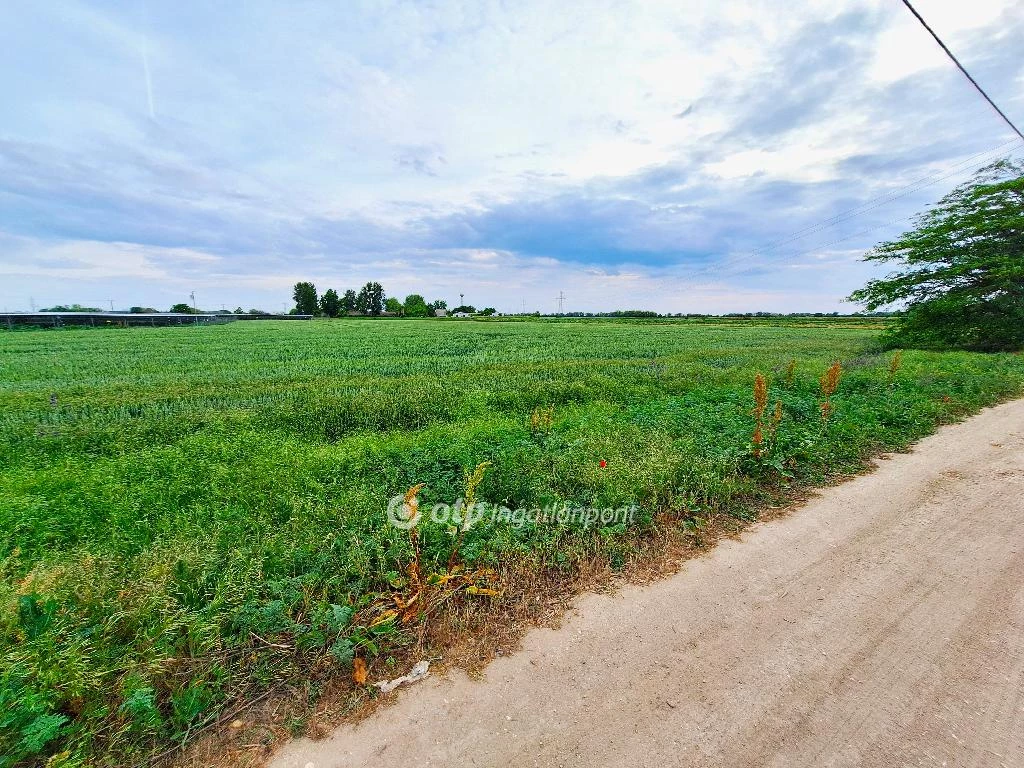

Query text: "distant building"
[434, 308, 448, 317]
[452, 311, 470, 318]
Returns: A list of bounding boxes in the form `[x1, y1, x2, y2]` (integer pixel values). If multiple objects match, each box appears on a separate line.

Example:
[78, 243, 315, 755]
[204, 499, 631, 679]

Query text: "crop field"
[2, 318, 1024, 766]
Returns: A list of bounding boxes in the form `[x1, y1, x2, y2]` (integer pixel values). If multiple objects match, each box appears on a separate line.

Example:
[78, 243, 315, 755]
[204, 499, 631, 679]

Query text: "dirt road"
[272, 399, 1024, 768]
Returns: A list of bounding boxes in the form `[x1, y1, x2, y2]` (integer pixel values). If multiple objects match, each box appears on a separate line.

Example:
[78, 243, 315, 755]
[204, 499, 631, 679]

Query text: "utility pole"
[556, 291, 566, 314]
[190, 291, 198, 325]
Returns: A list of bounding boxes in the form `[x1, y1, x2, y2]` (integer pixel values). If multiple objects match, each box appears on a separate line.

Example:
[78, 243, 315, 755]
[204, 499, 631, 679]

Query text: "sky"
[1, 0, 1022, 314]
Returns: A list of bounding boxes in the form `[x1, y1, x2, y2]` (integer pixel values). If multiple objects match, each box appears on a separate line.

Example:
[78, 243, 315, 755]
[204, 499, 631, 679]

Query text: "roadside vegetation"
[2, 318, 1024, 765]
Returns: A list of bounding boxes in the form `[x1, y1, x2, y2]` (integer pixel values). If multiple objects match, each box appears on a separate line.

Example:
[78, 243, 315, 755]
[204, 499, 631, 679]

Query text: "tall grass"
[1, 319, 1023, 765]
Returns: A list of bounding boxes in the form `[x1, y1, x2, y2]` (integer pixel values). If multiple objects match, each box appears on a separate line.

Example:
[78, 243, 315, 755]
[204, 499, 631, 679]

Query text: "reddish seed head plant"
[819, 361, 842, 424]
[752, 373, 769, 458]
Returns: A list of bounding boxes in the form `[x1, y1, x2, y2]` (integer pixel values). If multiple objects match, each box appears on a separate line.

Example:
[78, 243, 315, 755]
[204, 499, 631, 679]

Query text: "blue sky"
[1, 0, 1022, 313]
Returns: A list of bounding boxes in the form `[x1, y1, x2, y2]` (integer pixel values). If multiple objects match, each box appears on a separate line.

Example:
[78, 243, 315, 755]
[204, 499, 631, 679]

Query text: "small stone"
[230, 719, 244, 729]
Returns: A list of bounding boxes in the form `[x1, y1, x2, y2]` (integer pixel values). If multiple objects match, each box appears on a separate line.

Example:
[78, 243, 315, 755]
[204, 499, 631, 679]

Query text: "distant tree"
[234, 307, 245, 314]
[292, 281, 319, 315]
[170, 303, 195, 314]
[320, 288, 341, 317]
[341, 289, 357, 312]
[403, 294, 429, 317]
[451, 305, 476, 314]
[356, 282, 385, 315]
[479, 307, 496, 316]
[41, 304, 102, 312]
[429, 299, 447, 311]
[849, 159, 1024, 351]
[129, 306, 158, 313]
[596, 310, 658, 318]
[384, 297, 403, 314]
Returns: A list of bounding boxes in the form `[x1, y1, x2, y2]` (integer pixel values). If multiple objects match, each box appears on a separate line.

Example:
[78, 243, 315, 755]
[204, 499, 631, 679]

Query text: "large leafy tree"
[341, 289, 357, 312]
[355, 282, 385, 315]
[292, 282, 318, 315]
[849, 159, 1024, 351]
[403, 294, 429, 317]
[319, 288, 341, 317]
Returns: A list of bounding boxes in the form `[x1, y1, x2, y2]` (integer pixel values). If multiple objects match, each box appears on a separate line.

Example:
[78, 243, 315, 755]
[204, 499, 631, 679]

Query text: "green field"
[2, 318, 1023, 766]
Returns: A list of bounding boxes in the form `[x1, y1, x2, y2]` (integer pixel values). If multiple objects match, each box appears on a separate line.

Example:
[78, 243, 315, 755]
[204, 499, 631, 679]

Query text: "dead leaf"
[369, 609, 398, 627]
[353, 657, 367, 685]
[466, 586, 500, 596]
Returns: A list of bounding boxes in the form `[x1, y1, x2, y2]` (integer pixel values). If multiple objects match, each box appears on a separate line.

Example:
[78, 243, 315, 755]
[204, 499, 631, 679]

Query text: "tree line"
[292, 282, 452, 317]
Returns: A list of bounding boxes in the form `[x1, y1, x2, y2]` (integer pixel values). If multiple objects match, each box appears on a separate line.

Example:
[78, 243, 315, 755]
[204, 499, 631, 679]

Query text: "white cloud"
[0, 0, 1020, 312]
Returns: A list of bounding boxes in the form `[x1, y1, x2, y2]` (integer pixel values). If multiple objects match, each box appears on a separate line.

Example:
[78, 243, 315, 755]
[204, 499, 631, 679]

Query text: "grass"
[1, 317, 1023, 766]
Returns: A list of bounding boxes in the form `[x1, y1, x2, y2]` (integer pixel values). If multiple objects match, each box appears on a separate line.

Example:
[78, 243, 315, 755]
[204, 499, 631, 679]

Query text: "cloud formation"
[0, 0, 1021, 313]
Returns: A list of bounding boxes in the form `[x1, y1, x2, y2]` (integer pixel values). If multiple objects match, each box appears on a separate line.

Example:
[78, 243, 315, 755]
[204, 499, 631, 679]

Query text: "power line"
[899, 0, 1024, 142]
[720, 214, 918, 281]
[675, 2, 1024, 286]
[688, 140, 1023, 282]
[751, 138, 1021, 256]
[747, 2, 1024, 259]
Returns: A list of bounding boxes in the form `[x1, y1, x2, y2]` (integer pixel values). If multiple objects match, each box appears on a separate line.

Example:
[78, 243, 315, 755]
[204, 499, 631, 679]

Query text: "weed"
[529, 406, 554, 434]
[888, 350, 903, 379]
[751, 373, 769, 458]
[448, 462, 492, 570]
[819, 361, 842, 424]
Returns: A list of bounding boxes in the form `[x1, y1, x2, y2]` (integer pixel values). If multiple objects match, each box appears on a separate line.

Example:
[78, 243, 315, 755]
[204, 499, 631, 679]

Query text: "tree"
[320, 288, 341, 317]
[451, 305, 476, 314]
[356, 282, 385, 315]
[384, 297, 403, 314]
[429, 299, 447, 311]
[42, 304, 102, 312]
[341, 289, 357, 312]
[292, 282, 318, 315]
[170, 303, 194, 314]
[849, 159, 1024, 351]
[479, 307, 496, 316]
[403, 294, 429, 317]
